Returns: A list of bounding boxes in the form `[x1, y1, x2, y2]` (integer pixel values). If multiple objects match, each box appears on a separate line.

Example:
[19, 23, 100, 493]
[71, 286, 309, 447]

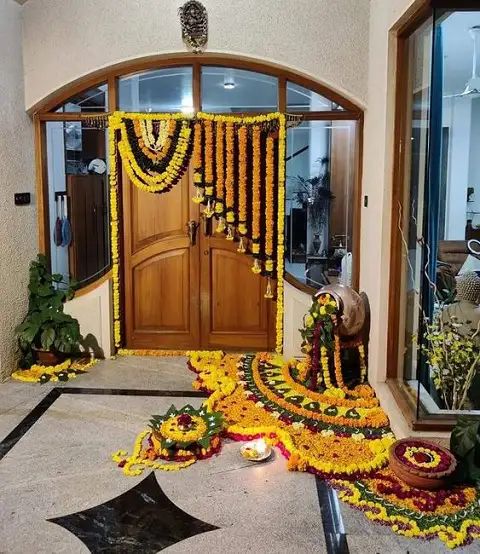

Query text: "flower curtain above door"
[109, 111, 286, 353]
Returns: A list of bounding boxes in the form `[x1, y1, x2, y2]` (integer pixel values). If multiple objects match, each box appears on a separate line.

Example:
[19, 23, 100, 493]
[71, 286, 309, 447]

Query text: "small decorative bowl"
[389, 438, 457, 490]
[240, 439, 272, 462]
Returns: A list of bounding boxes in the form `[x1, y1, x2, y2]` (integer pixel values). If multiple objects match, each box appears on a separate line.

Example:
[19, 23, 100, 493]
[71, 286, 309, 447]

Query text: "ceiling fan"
[445, 25, 480, 99]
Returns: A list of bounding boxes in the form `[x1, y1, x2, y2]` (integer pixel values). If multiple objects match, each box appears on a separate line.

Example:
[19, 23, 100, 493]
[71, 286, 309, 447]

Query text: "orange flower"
[215, 120, 225, 217]
[237, 125, 248, 237]
[264, 134, 275, 265]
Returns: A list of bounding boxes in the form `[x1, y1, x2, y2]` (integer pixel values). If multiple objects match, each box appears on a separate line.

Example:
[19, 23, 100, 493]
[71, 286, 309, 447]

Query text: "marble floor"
[0, 356, 478, 553]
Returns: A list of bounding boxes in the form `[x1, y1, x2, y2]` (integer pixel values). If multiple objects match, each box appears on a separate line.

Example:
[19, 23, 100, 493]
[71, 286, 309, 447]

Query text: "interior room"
[1, 1, 480, 552]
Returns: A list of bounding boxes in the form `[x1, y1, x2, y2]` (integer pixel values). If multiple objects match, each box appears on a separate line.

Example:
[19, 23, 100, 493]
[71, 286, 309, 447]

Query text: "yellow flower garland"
[192, 121, 204, 203]
[214, 120, 225, 230]
[224, 121, 235, 239]
[251, 125, 262, 273]
[12, 357, 98, 383]
[203, 119, 215, 217]
[237, 125, 248, 253]
[275, 115, 286, 353]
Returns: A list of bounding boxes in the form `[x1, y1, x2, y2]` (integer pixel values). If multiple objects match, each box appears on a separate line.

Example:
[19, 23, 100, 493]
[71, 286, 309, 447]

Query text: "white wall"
[361, 0, 418, 384]
[0, 0, 36, 380]
[22, 0, 370, 111]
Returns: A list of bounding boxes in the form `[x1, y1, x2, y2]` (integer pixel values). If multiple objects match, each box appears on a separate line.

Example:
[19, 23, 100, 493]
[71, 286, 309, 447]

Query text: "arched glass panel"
[285, 120, 356, 289]
[287, 81, 344, 112]
[201, 67, 278, 112]
[55, 84, 108, 113]
[118, 67, 193, 112]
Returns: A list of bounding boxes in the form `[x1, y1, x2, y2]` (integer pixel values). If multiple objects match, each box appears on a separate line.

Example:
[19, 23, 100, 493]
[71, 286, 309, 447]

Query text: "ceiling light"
[223, 71, 236, 90]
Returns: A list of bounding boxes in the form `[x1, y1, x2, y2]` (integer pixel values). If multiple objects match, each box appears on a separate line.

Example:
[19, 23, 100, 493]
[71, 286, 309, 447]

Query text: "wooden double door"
[121, 169, 275, 351]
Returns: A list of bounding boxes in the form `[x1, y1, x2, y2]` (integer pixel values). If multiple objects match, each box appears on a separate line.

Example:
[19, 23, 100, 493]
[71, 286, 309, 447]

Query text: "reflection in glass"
[287, 81, 344, 111]
[285, 121, 356, 289]
[401, 10, 480, 417]
[201, 67, 278, 112]
[55, 84, 108, 113]
[46, 122, 110, 286]
[119, 67, 193, 113]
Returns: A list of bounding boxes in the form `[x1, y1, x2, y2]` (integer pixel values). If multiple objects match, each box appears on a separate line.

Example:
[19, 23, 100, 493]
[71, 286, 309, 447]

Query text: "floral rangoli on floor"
[113, 350, 480, 549]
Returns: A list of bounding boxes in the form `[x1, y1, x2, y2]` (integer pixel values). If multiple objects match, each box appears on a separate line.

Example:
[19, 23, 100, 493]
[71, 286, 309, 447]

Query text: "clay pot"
[33, 349, 64, 366]
[389, 438, 456, 490]
[316, 284, 366, 337]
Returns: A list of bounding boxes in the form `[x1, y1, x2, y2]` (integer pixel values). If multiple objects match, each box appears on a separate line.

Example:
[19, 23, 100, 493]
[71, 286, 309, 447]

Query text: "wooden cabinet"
[67, 174, 108, 284]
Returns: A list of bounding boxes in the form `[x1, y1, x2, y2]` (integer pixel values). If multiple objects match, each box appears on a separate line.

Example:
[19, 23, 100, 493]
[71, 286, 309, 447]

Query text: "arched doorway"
[33, 54, 363, 352]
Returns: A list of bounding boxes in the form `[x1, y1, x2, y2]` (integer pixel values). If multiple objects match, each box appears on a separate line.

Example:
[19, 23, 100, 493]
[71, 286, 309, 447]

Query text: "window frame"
[32, 54, 363, 294]
[386, 0, 480, 430]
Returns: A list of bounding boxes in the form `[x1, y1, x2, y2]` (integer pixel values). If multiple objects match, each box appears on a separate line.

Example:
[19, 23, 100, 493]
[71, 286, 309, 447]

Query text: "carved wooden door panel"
[199, 229, 276, 351]
[122, 169, 201, 349]
[122, 169, 275, 350]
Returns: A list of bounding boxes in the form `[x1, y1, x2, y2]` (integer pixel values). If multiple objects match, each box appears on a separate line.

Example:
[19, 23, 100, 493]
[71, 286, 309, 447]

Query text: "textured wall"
[22, 0, 370, 110]
[0, 0, 36, 380]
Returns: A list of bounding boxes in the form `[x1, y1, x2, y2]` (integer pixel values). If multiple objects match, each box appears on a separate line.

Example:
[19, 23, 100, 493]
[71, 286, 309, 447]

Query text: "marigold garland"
[251, 125, 262, 273]
[275, 115, 286, 353]
[12, 357, 98, 383]
[192, 121, 204, 204]
[214, 120, 225, 231]
[224, 121, 235, 239]
[237, 125, 248, 253]
[203, 119, 215, 217]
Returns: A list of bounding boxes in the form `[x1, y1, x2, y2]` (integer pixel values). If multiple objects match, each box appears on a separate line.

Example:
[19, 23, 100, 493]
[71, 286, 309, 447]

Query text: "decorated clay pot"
[316, 284, 365, 337]
[389, 438, 457, 490]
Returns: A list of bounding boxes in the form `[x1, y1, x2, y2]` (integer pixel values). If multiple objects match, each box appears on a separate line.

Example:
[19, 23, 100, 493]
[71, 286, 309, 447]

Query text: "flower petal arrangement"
[113, 404, 224, 476]
[185, 350, 480, 549]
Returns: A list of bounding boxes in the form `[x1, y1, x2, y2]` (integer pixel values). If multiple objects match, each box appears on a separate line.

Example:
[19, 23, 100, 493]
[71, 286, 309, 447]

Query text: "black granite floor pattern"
[0, 387, 349, 553]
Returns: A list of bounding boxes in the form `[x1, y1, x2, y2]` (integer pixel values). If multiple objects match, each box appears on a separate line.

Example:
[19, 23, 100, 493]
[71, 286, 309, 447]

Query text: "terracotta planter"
[33, 349, 63, 366]
[389, 438, 457, 490]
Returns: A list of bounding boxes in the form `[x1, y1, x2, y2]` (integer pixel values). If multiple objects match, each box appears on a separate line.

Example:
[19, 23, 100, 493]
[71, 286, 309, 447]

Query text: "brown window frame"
[386, 0, 480, 430]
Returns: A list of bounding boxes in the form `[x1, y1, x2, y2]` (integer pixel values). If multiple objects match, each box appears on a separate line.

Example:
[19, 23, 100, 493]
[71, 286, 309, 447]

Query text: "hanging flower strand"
[275, 114, 286, 354]
[251, 125, 262, 273]
[192, 121, 204, 204]
[214, 120, 226, 232]
[203, 119, 215, 217]
[264, 134, 275, 297]
[237, 125, 248, 253]
[225, 122, 235, 240]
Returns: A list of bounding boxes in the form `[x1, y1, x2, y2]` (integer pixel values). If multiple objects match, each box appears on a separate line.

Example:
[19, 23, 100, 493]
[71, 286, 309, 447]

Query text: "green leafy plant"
[421, 316, 480, 411]
[450, 416, 480, 485]
[290, 157, 334, 228]
[15, 255, 82, 368]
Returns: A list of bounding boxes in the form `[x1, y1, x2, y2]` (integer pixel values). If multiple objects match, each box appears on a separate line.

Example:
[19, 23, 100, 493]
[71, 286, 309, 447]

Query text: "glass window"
[201, 67, 278, 112]
[399, 9, 480, 418]
[46, 122, 110, 286]
[285, 120, 356, 289]
[118, 67, 193, 112]
[287, 81, 344, 112]
[55, 84, 108, 113]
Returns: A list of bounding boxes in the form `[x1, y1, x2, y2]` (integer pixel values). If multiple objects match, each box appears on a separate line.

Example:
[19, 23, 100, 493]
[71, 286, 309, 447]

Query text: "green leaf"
[450, 416, 480, 458]
[40, 328, 55, 350]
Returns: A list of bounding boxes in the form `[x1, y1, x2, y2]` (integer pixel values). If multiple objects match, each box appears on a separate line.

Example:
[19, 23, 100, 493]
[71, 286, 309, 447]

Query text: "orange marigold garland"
[264, 134, 275, 297]
[192, 121, 204, 204]
[237, 125, 248, 253]
[251, 125, 262, 273]
[203, 119, 215, 217]
[225, 122, 235, 240]
[214, 120, 226, 232]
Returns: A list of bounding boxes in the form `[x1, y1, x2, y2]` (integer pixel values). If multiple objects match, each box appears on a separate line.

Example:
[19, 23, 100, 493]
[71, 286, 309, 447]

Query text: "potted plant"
[291, 157, 334, 230]
[15, 255, 82, 368]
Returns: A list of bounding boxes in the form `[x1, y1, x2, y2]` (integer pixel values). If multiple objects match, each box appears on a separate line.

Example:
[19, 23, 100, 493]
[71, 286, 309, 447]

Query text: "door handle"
[186, 220, 199, 246]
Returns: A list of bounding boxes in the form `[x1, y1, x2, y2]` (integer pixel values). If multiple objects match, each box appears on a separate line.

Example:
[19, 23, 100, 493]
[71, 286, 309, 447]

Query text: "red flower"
[177, 414, 193, 428]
